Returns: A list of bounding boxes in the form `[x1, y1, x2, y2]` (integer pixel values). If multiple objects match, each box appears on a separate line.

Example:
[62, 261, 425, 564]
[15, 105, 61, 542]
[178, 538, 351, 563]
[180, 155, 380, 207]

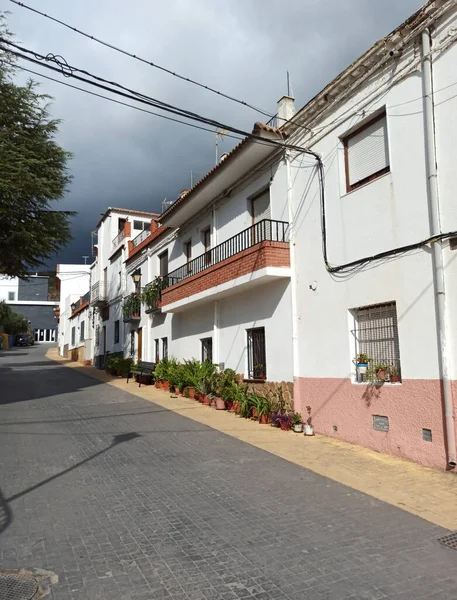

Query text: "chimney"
[277, 96, 295, 127]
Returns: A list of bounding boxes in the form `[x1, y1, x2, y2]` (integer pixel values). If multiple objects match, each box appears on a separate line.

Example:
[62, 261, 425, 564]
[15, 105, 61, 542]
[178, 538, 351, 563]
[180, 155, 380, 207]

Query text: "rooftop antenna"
[82, 256, 89, 265]
[215, 129, 229, 165]
[286, 70, 294, 98]
[161, 197, 174, 213]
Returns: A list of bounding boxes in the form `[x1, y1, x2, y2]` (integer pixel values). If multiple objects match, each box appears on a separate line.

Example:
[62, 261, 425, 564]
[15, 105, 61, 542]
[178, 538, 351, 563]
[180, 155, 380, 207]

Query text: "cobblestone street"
[1, 345, 457, 600]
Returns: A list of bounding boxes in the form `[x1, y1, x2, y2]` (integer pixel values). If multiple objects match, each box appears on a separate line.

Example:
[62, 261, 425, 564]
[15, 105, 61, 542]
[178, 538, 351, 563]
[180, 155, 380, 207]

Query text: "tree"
[0, 14, 74, 278]
[0, 301, 28, 334]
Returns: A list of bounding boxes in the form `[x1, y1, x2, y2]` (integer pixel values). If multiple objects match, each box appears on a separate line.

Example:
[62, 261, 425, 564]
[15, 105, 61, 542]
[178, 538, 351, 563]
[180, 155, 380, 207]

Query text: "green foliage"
[123, 293, 141, 316]
[251, 393, 275, 420]
[291, 412, 302, 425]
[0, 300, 29, 334]
[0, 14, 74, 278]
[140, 277, 163, 309]
[216, 368, 238, 399]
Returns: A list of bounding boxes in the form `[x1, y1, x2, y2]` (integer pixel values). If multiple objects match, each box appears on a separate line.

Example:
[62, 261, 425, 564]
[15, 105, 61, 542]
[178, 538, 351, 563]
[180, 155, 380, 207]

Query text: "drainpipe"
[285, 151, 301, 411]
[422, 29, 456, 468]
[212, 206, 220, 366]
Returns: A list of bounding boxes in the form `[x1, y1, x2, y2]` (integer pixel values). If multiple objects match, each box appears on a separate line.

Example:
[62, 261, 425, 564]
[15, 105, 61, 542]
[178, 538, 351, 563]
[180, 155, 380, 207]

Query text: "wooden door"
[138, 328, 143, 362]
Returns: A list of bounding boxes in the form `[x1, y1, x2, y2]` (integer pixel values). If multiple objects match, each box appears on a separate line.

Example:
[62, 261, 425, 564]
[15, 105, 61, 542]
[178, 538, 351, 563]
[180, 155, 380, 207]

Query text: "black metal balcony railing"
[132, 228, 151, 248]
[162, 219, 289, 290]
[90, 281, 107, 305]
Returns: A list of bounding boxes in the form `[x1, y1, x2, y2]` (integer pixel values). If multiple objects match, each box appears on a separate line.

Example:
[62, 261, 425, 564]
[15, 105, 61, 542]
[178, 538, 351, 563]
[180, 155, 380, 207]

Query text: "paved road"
[1, 345, 457, 600]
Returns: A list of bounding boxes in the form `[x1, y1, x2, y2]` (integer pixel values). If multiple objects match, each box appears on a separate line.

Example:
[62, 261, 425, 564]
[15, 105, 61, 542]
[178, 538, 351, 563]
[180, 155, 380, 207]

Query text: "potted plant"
[123, 293, 141, 318]
[270, 411, 281, 428]
[374, 362, 390, 382]
[292, 412, 303, 433]
[389, 364, 401, 383]
[118, 357, 133, 377]
[304, 405, 314, 436]
[140, 277, 162, 312]
[253, 363, 266, 380]
[355, 353, 370, 375]
[278, 413, 292, 431]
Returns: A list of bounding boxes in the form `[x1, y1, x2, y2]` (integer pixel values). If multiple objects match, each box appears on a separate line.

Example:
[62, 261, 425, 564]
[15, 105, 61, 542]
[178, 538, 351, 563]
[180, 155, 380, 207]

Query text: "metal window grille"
[95, 325, 100, 347]
[154, 339, 160, 363]
[162, 337, 168, 360]
[201, 338, 213, 363]
[353, 302, 401, 382]
[247, 327, 266, 380]
[130, 331, 135, 357]
[71, 326, 76, 347]
[114, 320, 120, 344]
[80, 320, 85, 342]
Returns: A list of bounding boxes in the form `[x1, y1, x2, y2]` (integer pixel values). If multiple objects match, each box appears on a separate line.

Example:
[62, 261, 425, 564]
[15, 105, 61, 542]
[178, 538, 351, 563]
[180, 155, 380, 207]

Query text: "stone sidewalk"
[47, 349, 457, 531]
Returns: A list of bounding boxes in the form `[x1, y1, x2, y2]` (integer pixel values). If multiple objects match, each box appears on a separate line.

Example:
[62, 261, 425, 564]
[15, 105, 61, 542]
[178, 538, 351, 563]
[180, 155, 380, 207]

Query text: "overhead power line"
[8, 0, 273, 119]
[0, 39, 320, 160]
[15, 64, 248, 143]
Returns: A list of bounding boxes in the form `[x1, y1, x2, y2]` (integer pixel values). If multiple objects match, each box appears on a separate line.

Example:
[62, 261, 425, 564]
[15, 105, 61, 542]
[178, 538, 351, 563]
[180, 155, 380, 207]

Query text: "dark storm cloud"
[7, 0, 424, 263]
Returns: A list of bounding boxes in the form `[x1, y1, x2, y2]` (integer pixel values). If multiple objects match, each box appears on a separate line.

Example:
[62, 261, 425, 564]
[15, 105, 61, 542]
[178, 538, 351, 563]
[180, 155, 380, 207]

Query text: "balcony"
[90, 282, 108, 307]
[112, 229, 126, 251]
[161, 219, 290, 312]
[123, 293, 141, 323]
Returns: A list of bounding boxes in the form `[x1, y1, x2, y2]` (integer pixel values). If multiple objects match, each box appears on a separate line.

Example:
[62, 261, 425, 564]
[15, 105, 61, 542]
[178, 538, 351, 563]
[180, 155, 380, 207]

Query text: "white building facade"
[56, 264, 91, 357]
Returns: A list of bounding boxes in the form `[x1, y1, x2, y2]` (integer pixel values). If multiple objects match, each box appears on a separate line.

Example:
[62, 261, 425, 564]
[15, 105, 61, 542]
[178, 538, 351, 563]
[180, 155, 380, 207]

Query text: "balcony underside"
[161, 242, 290, 313]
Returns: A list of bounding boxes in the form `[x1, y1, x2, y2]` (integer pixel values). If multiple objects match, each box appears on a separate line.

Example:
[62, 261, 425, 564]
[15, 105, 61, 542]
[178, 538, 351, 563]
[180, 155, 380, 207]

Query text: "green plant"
[196, 360, 218, 397]
[123, 293, 141, 316]
[239, 388, 254, 418]
[291, 412, 302, 425]
[356, 353, 370, 364]
[365, 362, 390, 384]
[216, 368, 238, 400]
[141, 277, 162, 310]
[117, 357, 133, 374]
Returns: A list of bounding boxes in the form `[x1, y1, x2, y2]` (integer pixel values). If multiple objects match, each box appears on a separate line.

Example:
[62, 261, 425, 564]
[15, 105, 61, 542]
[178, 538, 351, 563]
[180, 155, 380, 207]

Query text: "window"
[202, 228, 211, 266]
[201, 338, 213, 363]
[251, 189, 271, 243]
[101, 306, 110, 322]
[133, 220, 149, 231]
[130, 330, 135, 357]
[247, 327, 266, 380]
[118, 218, 126, 233]
[80, 320, 85, 342]
[71, 326, 76, 347]
[352, 302, 401, 383]
[159, 250, 168, 277]
[154, 338, 160, 363]
[118, 270, 122, 289]
[114, 320, 120, 344]
[344, 112, 389, 192]
[162, 337, 168, 360]
[7, 291, 15, 301]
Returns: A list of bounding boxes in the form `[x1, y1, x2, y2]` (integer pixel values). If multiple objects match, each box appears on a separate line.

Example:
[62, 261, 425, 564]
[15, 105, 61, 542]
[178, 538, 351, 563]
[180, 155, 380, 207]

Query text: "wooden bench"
[127, 360, 156, 387]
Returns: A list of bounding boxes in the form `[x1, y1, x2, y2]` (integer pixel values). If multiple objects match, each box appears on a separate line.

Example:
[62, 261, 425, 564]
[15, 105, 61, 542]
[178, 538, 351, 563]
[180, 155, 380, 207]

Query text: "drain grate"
[0, 572, 38, 600]
[438, 531, 457, 550]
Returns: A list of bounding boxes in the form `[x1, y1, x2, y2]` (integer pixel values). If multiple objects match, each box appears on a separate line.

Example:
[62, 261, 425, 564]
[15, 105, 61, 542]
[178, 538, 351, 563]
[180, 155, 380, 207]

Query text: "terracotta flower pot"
[163, 381, 170, 392]
[215, 397, 226, 410]
[376, 369, 387, 381]
[234, 401, 241, 415]
[226, 400, 234, 412]
[251, 408, 258, 420]
[280, 422, 291, 431]
[390, 375, 401, 383]
[202, 395, 211, 406]
[155, 381, 161, 389]
[259, 413, 270, 425]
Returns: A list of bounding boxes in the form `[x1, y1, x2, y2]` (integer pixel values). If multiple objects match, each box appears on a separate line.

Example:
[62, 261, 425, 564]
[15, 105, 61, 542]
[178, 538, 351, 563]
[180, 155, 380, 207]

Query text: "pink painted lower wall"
[294, 378, 457, 470]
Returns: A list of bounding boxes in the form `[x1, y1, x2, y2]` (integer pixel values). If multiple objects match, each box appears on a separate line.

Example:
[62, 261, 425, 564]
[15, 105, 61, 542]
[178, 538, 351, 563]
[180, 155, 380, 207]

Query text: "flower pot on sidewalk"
[214, 397, 226, 410]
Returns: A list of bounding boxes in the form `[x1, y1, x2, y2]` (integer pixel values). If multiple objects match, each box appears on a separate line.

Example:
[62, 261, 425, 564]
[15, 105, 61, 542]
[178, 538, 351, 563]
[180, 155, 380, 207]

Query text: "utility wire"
[15, 64, 248, 143]
[0, 40, 320, 159]
[8, 0, 273, 118]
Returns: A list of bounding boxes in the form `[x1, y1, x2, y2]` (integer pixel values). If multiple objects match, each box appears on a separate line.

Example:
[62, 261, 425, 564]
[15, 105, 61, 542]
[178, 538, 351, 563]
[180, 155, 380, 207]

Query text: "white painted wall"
[285, 9, 457, 382]
[56, 264, 91, 357]
[0, 276, 19, 301]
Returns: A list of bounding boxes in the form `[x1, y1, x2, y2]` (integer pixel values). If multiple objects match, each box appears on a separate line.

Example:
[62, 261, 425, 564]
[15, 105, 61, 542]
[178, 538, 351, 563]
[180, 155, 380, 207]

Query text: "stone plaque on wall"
[373, 415, 389, 432]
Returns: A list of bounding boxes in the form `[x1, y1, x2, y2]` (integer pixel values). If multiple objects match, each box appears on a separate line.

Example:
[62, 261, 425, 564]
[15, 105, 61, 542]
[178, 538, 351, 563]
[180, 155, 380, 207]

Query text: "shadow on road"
[0, 487, 12, 536]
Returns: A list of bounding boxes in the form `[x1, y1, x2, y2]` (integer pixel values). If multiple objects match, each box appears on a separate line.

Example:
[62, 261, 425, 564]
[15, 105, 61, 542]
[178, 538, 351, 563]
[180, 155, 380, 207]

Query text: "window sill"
[244, 378, 267, 384]
[352, 381, 402, 386]
[341, 171, 390, 198]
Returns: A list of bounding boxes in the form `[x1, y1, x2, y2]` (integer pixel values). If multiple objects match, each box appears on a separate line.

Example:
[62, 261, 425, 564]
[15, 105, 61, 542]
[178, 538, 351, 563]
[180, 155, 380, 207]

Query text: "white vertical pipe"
[285, 152, 301, 410]
[212, 205, 220, 366]
[422, 29, 456, 467]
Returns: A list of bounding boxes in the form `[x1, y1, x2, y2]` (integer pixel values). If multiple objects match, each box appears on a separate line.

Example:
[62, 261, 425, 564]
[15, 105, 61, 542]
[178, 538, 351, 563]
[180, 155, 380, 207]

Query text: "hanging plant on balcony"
[123, 292, 141, 317]
[140, 277, 163, 310]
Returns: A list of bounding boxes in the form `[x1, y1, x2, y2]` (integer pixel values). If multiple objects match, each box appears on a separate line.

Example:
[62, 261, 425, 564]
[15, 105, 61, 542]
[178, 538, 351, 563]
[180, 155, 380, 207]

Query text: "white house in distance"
[56, 264, 91, 357]
[85, 0, 457, 470]
[89, 207, 159, 368]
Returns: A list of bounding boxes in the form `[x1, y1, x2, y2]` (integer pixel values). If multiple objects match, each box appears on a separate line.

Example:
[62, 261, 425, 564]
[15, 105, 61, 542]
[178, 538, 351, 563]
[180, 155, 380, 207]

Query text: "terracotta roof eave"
[96, 207, 160, 229]
[125, 226, 170, 263]
[70, 301, 90, 319]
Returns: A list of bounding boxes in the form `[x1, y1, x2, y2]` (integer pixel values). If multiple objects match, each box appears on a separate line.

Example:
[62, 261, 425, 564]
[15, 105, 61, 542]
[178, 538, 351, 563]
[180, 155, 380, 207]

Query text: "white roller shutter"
[252, 191, 271, 224]
[347, 116, 389, 187]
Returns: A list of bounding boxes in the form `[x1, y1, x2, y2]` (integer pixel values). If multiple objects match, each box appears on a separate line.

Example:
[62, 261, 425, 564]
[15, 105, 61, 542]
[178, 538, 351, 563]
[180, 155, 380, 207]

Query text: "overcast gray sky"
[6, 0, 424, 265]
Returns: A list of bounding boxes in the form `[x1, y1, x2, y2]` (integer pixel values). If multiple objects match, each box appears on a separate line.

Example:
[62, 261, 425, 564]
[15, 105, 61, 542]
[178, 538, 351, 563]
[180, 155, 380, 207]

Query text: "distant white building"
[56, 264, 91, 357]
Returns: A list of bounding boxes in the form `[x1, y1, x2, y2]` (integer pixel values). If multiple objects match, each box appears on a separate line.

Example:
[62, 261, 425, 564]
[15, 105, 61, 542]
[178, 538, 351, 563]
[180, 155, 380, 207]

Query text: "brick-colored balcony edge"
[161, 241, 290, 306]
[126, 222, 169, 261]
